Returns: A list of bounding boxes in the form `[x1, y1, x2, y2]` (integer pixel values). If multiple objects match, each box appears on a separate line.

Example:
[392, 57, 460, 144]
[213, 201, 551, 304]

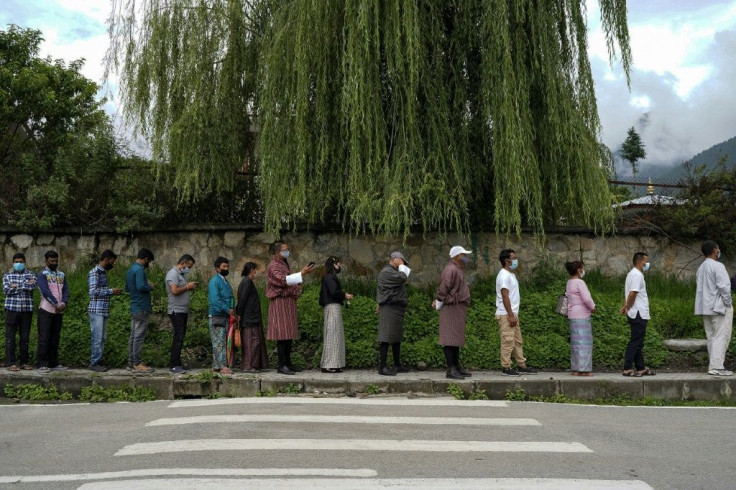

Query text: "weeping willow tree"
[107, 0, 631, 236]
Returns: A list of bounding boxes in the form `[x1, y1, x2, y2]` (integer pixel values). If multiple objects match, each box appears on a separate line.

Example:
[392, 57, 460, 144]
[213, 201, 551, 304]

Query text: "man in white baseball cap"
[433, 246, 472, 379]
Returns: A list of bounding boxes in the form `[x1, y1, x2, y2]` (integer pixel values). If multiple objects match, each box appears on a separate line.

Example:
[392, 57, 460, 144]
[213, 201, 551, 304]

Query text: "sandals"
[572, 371, 593, 377]
[622, 368, 656, 377]
[22, 365, 34, 370]
[7, 365, 20, 372]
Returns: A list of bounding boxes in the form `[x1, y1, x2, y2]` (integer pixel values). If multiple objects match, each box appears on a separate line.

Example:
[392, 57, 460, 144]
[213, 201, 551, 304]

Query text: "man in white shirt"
[695, 241, 733, 376]
[620, 252, 655, 376]
[495, 249, 537, 376]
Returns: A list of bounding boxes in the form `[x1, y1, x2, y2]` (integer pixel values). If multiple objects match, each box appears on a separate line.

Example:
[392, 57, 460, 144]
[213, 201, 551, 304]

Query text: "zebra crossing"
[106, 396, 651, 489]
[0, 396, 654, 489]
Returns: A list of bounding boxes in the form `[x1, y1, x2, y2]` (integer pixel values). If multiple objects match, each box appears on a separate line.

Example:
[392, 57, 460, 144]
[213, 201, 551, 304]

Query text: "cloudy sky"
[2, 0, 735, 176]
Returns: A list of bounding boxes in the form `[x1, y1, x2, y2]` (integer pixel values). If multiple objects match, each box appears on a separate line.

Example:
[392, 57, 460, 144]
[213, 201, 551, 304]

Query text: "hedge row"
[0, 262, 724, 370]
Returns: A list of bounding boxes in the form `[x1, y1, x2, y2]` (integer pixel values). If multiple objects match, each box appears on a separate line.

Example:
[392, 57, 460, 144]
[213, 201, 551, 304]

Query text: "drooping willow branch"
[107, 0, 632, 237]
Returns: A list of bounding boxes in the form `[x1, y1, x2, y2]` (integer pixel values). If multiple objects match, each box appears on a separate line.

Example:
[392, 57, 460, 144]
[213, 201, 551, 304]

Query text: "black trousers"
[624, 313, 647, 371]
[168, 312, 189, 368]
[4, 310, 33, 366]
[37, 309, 63, 368]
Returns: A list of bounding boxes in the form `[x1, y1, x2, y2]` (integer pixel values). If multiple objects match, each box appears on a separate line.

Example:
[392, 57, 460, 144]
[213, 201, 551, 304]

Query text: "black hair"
[701, 240, 718, 257]
[241, 261, 258, 277]
[12, 252, 25, 261]
[44, 250, 59, 260]
[100, 250, 117, 261]
[499, 249, 515, 266]
[137, 248, 155, 261]
[178, 254, 195, 264]
[214, 256, 229, 269]
[323, 256, 339, 276]
[565, 260, 584, 276]
[271, 241, 285, 255]
[632, 252, 648, 266]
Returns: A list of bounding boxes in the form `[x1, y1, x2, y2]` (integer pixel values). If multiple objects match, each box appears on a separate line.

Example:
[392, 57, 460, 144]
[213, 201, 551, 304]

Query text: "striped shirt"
[88, 265, 114, 316]
[2, 270, 36, 312]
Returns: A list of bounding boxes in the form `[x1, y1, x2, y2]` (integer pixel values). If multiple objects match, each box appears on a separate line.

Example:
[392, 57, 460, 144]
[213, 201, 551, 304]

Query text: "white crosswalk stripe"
[167, 397, 509, 408]
[146, 414, 541, 426]
[77, 477, 654, 489]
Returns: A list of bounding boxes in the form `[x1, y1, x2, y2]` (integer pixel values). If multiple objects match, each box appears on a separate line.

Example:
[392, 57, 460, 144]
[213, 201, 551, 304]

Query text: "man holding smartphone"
[166, 254, 197, 374]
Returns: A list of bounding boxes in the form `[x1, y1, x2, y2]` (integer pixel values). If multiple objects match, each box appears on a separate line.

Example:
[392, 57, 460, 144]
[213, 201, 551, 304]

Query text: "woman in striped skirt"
[565, 260, 597, 376]
[318, 257, 353, 373]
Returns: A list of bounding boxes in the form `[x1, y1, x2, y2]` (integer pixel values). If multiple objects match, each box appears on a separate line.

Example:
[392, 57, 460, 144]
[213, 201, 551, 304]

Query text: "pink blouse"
[566, 278, 595, 319]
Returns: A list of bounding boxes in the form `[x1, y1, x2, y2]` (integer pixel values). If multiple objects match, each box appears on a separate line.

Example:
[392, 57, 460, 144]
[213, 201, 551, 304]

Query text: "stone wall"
[1, 229, 729, 288]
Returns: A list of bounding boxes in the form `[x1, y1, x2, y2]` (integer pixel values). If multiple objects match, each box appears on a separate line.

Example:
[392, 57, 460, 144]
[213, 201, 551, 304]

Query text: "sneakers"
[502, 368, 520, 376]
[50, 365, 69, 371]
[517, 366, 538, 375]
[133, 363, 154, 373]
[169, 366, 188, 374]
[89, 364, 108, 373]
[707, 369, 734, 376]
[38, 366, 50, 373]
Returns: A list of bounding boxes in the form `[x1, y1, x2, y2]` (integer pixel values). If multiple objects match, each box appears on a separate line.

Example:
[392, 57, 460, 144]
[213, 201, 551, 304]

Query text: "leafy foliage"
[651, 159, 736, 257]
[4, 383, 73, 401]
[79, 385, 156, 403]
[107, 0, 632, 236]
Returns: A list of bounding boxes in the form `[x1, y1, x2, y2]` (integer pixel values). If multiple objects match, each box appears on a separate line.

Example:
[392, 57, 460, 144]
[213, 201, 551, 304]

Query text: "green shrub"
[79, 385, 156, 403]
[4, 383, 72, 401]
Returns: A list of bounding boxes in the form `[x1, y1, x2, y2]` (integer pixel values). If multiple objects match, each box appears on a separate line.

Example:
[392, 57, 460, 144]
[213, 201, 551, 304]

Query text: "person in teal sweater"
[125, 248, 155, 373]
[208, 256, 234, 374]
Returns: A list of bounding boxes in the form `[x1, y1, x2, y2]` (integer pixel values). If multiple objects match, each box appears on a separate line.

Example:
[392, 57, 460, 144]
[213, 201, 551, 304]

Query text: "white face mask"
[280, 250, 290, 259]
[579, 269, 585, 279]
[181, 267, 190, 275]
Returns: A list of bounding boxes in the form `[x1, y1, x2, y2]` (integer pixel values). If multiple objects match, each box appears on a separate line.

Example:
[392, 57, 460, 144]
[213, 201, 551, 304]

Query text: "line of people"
[3, 241, 733, 376]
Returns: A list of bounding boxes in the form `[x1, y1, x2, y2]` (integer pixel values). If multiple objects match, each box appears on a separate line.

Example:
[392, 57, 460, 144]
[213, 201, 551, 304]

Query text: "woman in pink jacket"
[565, 261, 597, 376]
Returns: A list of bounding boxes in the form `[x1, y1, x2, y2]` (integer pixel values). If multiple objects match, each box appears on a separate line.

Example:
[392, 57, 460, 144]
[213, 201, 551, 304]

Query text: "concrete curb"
[1, 369, 734, 401]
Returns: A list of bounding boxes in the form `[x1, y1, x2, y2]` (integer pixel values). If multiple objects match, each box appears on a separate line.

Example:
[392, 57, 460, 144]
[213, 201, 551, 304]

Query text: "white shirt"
[695, 258, 732, 315]
[495, 268, 520, 315]
[624, 268, 649, 320]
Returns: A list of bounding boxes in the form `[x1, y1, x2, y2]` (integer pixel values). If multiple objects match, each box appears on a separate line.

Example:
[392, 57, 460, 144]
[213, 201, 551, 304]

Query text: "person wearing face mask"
[376, 251, 411, 376]
[266, 241, 315, 375]
[495, 249, 537, 376]
[621, 252, 655, 377]
[3, 253, 36, 372]
[319, 256, 354, 373]
[125, 248, 156, 373]
[433, 246, 473, 380]
[695, 241, 733, 376]
[236, 261, 268, 373]
[87, 250, 123, 373]
[564, 260, 596, 376]
[166, 254, 197, 374]
[36, 250, 70, 373]
[208, 256, 235, 375]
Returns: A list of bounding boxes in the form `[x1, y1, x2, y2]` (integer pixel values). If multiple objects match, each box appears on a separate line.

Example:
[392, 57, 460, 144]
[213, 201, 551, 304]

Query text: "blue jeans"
[89, 313, 108, 366]
[129, 311, 150, 366]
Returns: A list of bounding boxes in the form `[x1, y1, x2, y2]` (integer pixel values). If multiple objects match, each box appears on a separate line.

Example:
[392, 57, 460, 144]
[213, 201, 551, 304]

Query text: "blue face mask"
[181, 267, 190, 275]
[643, 262, 651, 272]
[460, 255, 470, 265]
[510, 259, 518, 270]
[280, 250, 290, 259]
[13, 262, 25, 273]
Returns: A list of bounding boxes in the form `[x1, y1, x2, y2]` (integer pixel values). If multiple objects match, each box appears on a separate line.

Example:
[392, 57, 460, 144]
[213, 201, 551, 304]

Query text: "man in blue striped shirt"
[3, 253, 36, 371]
[88, 250, 123, 372]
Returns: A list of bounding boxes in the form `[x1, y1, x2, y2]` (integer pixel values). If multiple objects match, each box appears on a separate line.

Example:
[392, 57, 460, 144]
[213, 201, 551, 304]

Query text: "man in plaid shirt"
[88, 250, 122, 372]
[3, 253, 36, 371]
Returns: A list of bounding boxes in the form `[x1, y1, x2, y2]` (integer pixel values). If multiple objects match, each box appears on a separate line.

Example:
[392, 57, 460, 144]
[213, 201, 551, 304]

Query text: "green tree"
[107, 0, 632, 236]
[0, 25, 163, 230]
[620, 126, 646, 178]
[651, 157, 736, 256]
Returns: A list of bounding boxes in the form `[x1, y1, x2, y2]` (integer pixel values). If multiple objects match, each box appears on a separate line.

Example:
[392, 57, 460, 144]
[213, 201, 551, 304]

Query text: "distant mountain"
[647, 136, 736, 182]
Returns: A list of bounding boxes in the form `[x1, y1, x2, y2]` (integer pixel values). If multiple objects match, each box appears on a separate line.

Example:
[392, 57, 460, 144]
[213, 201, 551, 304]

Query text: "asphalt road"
[0, 396, 734, 489]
